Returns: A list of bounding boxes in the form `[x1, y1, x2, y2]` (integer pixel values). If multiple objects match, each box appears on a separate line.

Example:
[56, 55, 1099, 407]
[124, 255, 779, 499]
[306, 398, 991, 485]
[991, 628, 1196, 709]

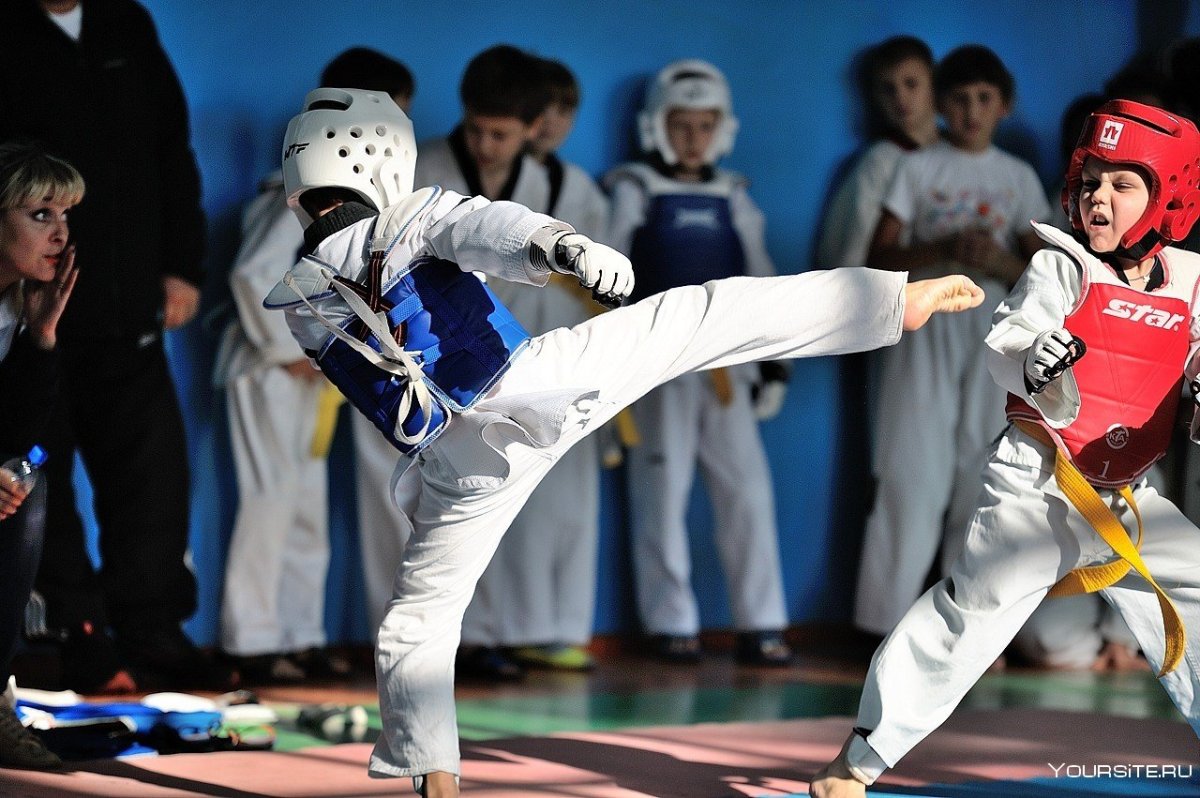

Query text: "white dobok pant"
[853, 424, 1200, 776]
[462, 434, 599, 647]
[628, 372, 786, 635]
[352, 412, 418, 634]
[854, 282, 1006, 635]
[368, 270, 906, 779]
[221, 366, 329, 656]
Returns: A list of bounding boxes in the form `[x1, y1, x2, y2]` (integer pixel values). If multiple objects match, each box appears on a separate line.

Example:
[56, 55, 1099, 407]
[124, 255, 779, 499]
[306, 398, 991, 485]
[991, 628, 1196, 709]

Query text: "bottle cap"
[27, 445, 47, 468]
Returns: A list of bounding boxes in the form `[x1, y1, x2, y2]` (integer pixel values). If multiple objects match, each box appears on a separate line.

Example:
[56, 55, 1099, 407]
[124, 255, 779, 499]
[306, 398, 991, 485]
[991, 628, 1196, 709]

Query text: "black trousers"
[0, 469, 45, 682]
[34, 338, 196, 639]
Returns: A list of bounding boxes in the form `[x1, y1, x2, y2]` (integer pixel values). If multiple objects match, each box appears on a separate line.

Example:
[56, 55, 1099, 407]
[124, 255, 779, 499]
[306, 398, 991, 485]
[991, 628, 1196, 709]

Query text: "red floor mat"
[0, 710, 1191, 797]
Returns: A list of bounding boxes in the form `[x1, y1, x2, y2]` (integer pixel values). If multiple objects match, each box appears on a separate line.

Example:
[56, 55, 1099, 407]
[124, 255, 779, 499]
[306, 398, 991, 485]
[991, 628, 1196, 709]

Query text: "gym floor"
[1, 631, 1195, 797]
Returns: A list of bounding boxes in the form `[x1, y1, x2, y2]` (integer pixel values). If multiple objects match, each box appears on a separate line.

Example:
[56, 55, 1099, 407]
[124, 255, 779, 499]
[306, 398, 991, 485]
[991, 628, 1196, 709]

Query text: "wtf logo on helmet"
[1098, 121, 1124, 151]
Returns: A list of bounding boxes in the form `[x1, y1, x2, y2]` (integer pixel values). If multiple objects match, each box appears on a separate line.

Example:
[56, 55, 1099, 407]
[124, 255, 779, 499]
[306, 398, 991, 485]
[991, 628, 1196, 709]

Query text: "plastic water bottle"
[2, 445, 47, 492]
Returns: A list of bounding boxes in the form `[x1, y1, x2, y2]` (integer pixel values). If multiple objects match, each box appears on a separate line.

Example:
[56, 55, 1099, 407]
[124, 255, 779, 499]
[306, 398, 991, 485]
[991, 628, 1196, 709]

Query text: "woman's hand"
[22, 244, 78, 350]
[0, 467, 29, 520]
[162, 274, 200, 329]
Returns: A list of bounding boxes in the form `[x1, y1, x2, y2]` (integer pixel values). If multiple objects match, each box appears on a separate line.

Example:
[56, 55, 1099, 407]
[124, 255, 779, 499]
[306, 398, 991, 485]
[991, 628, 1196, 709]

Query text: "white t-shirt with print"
[883, 139, 1051, 252]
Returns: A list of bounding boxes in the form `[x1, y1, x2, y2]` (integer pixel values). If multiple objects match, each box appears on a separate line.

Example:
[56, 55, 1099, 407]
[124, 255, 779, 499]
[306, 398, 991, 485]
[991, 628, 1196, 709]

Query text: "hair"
[856, 35, 934, 138]
[934, 44, 1014, 102]
[539, 57, 580, 110]
[1104, 58, 1169, 107]
[1167, 37, 1200, 119]
[0, 140, 84, 211]
[460, 45, 551, 124]
[857, 35, 934, 103]
[320, 47, 415, 101]
[1059, 92, 1105, 164]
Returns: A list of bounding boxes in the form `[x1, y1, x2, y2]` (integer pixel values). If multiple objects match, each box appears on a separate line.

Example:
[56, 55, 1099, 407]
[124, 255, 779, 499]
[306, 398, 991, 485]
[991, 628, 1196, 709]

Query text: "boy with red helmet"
[811, 99, 1200, 798]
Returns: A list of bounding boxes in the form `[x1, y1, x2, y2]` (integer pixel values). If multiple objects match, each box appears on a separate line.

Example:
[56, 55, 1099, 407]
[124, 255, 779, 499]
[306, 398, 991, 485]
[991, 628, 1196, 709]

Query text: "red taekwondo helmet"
[1063, 99, 1200, 260]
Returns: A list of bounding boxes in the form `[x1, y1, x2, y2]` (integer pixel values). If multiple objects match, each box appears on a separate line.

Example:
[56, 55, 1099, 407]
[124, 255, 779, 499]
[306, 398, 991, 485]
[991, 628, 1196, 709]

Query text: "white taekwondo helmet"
[637, 59, 738, 166]
[281, 87, 417, 225]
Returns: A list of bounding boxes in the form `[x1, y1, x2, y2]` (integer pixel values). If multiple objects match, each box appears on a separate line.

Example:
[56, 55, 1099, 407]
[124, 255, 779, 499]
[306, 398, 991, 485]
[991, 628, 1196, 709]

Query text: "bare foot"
[1091, 642, 1150, 672]
[902, 275, 985, 331]
[809, 734, 868, 798]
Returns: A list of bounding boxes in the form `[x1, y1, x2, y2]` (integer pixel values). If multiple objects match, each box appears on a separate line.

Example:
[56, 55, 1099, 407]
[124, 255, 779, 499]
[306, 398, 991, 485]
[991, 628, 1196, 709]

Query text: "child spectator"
[606, 60, 794, 666]
[463, 56, 610, 674]
[817, 35, 939, 270]
[410, 44, 556, 681]
[853, 45, 1050, 639]
[216, 47, 414, 682]
[812, 98, 1200, 798]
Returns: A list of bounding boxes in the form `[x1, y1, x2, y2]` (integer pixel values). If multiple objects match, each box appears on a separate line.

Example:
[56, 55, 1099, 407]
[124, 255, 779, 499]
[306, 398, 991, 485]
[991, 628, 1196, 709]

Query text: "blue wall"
[84, 0, 1192, 646]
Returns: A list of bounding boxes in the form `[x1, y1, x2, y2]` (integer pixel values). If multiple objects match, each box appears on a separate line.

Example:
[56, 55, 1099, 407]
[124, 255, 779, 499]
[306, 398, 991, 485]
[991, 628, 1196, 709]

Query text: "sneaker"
[118, 625, 239, 692]
[229, 653, 306, 685]
[0, 704, 63, 770]
[511, 644, 595, 672]
[60, 621, 139, 695]
[651, 634, 701, 664]
[288, 647, 353, 680]
[455, 646, 524, 682]
[734, 630, 793, 667]
[296, 703, 370, 743]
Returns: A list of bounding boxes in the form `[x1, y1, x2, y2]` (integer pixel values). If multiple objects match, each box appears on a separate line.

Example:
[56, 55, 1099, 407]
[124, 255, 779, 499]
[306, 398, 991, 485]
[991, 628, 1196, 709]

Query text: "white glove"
[753, 380, 787, 420]
[1024, 328, 1078, 393]
[554, 233, 635, 303]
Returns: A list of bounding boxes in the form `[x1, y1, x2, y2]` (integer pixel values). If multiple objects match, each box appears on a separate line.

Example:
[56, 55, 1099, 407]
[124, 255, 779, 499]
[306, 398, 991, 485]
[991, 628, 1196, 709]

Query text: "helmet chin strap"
[1073, 227, 1162, 266]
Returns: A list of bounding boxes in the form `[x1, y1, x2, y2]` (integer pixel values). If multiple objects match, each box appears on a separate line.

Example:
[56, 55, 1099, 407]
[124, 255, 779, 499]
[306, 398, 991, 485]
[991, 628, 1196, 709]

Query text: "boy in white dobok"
[813, 100, 1200, 797]
[606, 60, 794, 666]
[265, 88, 982, 797]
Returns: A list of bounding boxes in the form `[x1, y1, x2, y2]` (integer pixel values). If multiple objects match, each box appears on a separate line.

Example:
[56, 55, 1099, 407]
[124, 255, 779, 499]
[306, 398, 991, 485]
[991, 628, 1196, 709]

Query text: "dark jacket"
[0, 325, 60, 457]
[0, 0, 205, 344]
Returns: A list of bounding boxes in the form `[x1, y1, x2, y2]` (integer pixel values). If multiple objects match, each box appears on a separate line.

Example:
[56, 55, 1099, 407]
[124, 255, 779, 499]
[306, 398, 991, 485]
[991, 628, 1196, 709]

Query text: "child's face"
[1078, 156, 1151, 255]
[938, 81, 1010, 152]
[463, 112, 535, 175]
[0, 196, 72, 284]
[872, 57, 935, 140]
[531, 102, 576, 160]
[665, 108, 721, 174]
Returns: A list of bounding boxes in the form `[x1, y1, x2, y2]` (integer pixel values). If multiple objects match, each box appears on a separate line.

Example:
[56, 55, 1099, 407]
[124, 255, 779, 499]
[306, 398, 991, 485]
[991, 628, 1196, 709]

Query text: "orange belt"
[1015, 420, 1184, 675]
[710, 368, 734, 405]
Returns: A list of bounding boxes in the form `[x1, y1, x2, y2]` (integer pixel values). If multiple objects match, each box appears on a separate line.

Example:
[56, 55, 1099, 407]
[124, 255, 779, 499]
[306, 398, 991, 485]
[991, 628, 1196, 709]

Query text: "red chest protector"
[1007, 245, 1199, 488]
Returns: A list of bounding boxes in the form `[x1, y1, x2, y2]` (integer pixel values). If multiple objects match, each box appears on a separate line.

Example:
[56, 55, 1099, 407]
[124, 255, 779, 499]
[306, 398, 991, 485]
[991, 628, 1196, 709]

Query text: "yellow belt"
[1015, 420, 1185, 675]
[310, 382, 345, 458]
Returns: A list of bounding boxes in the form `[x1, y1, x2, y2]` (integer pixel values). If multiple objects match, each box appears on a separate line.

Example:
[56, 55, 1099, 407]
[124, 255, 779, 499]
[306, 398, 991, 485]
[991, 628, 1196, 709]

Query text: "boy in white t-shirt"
[853, 45, 1050, 639]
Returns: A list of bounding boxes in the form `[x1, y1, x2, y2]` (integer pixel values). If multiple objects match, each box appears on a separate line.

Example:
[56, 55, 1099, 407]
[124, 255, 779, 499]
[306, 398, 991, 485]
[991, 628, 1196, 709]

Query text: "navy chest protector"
[307, 248, 530, 456]
[630, 193, 745, 301]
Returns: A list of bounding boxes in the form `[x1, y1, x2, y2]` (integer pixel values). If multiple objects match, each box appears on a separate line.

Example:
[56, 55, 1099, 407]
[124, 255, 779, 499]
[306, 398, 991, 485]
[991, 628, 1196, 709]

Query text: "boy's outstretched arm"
[902, 274, 985, 331]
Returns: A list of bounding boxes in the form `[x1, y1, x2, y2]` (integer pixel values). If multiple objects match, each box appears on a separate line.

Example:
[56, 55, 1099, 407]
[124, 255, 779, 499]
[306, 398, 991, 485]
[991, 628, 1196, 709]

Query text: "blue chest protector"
[315, 252, 530, 456]
[629, 188, 745, 302]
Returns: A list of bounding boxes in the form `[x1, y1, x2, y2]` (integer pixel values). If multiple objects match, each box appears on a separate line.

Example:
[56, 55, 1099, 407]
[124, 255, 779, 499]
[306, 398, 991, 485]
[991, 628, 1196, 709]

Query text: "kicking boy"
[812, 100, 1200, 797]
[266, 87, 982, 797]
[854, 45, 1051, 637]
[606, 59, 794, 665]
